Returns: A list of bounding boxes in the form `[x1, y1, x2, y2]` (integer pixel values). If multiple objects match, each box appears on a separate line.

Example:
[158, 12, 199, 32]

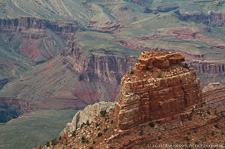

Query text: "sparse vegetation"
[130, 70, 134, 74]
[93, 140, 96, 144]
[104, 127, 108, 132]
[111, 120, 113, 124]
[140, 129, 143, 136]
[97, 132, 102, 137]
[81, 122, 86, 128]
[184, 63, 189, 69]
[214, 124, 219, 129]
[158, 136, 161, 140]
[149, 122, 155, 127]
[46, 142, 50, 147]
[86, 120, 90, 126]
[95, 123, 100, 128]
[100, 110, 107, 117]
[51, 138, 57, 146]
[72, 130, 76, 137]
[81, 136, 86, 143]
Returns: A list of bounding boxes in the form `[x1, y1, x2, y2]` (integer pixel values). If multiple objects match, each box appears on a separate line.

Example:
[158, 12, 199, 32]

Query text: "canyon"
[1, 0, 225, 148]
[41, 51, 225, 149]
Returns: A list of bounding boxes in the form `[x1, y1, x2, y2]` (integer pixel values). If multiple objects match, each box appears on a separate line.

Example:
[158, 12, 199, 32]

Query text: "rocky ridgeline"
[60, 101, 116, 137]
[115, 51, 204, 130]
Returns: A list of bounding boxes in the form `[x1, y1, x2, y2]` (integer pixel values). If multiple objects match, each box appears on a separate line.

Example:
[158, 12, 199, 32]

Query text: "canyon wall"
[179, 12, 225, 27]
[0, 98, 28, 123]
[115, 51, 203, 130]
[62, 42, 138, 85]
[203, 82, 225, 111]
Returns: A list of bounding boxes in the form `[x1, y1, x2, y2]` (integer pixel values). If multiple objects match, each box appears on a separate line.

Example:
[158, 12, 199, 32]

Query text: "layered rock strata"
[203, 82, 225, 111]
[115, 51, 204, 130]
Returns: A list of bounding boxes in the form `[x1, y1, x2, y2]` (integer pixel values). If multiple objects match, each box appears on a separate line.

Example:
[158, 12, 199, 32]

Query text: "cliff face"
[0, 17, 82, 37]
[62, 42, 138, 85]
[180, 12, 225, 27]
[0, 98, 28, 123]
[115, 51, 203, 130]
[203, 82, 225, 111]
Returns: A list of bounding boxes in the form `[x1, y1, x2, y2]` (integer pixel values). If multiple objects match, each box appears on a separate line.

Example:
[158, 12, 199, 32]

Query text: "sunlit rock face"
[115, 51, 204, 130]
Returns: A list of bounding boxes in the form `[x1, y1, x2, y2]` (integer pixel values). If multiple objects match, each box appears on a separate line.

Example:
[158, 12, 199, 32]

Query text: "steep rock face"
[60, 101, 116, 137]
[62, 42, 138, 85]
[203, 82, 225, 111]
[0, 98, 28, 123]
[190, 61, 225, 73]
[179, 12, 225, 27]
[115, 51, 203, 130]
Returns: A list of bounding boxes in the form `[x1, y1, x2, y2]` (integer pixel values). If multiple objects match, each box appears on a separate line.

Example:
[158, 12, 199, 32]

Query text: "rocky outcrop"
[115, 51, 203, 130]
[60, 101, 116, 137]
[190, 61, 225, 73]
[0, 98, 29, 123]
[203, 82, 225, 111]
[179, 12, 225, 27]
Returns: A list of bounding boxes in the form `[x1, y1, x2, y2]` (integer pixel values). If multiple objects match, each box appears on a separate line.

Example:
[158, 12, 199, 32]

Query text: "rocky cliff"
[179, 12, 225, 27]
[61, 42, 138, 85]
[0, 98, 28, 123]
[203, 82, 225, 111]
[115, 51, 203, 130]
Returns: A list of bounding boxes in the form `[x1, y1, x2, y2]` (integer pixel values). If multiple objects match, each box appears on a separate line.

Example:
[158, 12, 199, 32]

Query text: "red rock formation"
[115, 51, 204, 130]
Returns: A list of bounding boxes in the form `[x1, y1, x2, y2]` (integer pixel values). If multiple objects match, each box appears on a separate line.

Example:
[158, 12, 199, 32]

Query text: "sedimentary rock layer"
[115, 51, 203, 130]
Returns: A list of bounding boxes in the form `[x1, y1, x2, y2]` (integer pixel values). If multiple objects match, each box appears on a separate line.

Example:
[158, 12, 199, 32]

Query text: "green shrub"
[111, 120, 113, 124]
[51, 138, 57, 146]
[130, 70, 134, 74]
[158, 136, 161, 140]
[81, 122, 86, 128]
[207, 111, 211, 115]
[104, 127, 108, 132]
[149, 122, 155, 127]
[184, 63, 189, 69]
[93, 140, 96, 144]
[95, 123, 99, 128]
[89, 147, 94, 149]
[81, 136, 86, 143]
[86, 120, 90, 126]
[46, 142, 50, 147]
[100, 110, 107, 117]
[214, 124, 219, 129]
[72, 130, 76, 137]
[140, 129, 143, 136]
[98, 132, 102, 137]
